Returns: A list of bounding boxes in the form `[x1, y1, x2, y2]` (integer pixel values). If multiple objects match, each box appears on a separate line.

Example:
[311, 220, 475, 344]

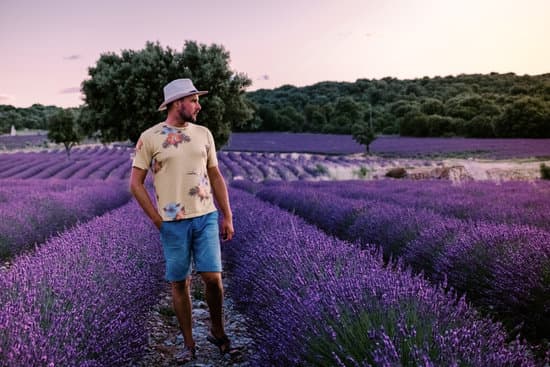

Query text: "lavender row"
[0, 134, 48, 150]
[4, 133, 550, 159]
[223, 133, 550, 159]
[224, 188, 535, 365]
[0, 147, 430, 183]
[0, 179, 132, 259]
[0, 199, 164, 366]
[283, 179, 550, 231]
[0, 146, 133, 180]
[219, 151, 342, 182]
[254, 182, 550, 347]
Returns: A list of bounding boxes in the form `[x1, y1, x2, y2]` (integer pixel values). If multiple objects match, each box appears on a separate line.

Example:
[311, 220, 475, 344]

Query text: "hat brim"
[158, 90, 208, 111]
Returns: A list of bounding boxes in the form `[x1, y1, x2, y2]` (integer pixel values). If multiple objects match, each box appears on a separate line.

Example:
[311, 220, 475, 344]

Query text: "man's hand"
[130, 167, 164, 231]
[154, 218, 163, 230]
[220, 216, 234, 242]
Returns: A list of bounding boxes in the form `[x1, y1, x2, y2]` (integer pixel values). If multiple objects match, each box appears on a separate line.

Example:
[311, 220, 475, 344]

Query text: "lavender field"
[225, 188, 539, 366]
[5, 132, 550, 159]
[224, 132, 550, 159]
[247, 180, 550, 348]
[0, 179, 131, 259]
[0, 145, 433, 182]
[0, 133, 48, 150]
[1, 135, 549, 365]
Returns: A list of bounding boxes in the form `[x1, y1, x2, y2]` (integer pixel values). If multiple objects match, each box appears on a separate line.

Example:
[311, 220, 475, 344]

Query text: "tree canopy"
[5, 71, 550, 140]
[0, 104, 61, 134]
[47, 108, 83, 158]
[80, 41, 253, 148]
[241, 73, 550, 138]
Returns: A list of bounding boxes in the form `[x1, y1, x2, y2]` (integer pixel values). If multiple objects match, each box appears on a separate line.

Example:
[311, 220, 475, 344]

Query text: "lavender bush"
[0, 179, 131, 259]
[0, 200, 164, 366]
[224, 188, 536, 366]
[294, 179, 550, 231]
[431, 222, 550, 341]
[255, 180, 550, 352]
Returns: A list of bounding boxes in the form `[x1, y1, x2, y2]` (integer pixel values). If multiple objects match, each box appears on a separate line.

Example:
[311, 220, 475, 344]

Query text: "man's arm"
[129, 167, 163, 229]
[207, 165, 234, 241]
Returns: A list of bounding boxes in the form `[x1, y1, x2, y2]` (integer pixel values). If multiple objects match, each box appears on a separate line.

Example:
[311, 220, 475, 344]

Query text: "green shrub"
[315, 164, 328, 175]
[354, 166, 370, 179]
[541, 163, 550, 180]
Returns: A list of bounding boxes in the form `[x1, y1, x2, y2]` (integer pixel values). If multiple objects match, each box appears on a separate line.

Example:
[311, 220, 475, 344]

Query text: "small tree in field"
[352, 107, 377, 154]
[48, 108, 83, 159]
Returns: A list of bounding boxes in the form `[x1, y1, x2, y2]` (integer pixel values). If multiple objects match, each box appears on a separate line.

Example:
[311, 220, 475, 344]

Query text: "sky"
[1, 0, 549, 108]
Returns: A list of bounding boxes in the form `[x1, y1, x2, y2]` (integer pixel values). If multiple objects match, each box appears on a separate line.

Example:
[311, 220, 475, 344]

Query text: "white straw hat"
[158, 78, 208, 111]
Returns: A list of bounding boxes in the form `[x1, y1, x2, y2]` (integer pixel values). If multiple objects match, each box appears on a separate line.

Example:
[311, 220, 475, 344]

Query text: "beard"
[178, 107, 197, 123]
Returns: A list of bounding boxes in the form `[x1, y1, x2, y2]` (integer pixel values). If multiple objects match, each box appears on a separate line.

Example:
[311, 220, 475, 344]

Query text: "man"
[130, 78, 241, 362]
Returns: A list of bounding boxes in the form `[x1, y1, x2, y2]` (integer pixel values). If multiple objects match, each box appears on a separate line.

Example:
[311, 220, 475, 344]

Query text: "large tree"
[80, 41, 253, 148]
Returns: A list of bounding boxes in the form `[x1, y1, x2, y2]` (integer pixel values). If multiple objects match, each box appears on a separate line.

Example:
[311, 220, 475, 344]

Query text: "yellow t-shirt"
[132, 122, 218, 221]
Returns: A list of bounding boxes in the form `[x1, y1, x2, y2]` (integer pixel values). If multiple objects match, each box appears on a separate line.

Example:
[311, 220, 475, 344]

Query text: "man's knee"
[172, 277, 192, 292]
[201, 272, 222, 288]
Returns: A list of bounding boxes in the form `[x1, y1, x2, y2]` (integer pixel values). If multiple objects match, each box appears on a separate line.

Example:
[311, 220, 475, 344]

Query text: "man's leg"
[171, 277, 195, 348]
[200, 271, 225, 338]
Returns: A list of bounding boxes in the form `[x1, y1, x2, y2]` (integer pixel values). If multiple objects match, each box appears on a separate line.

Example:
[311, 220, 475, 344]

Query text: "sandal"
[206, 331, 245, 360]
[174, 344, 196, 363]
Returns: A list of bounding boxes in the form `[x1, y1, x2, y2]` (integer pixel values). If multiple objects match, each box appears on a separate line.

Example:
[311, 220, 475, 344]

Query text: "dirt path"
[131, 276, 254, 367]
[325, 155, 550, 181]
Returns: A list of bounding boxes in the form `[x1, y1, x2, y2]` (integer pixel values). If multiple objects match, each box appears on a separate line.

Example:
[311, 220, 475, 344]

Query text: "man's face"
[177, 94, 201, 122]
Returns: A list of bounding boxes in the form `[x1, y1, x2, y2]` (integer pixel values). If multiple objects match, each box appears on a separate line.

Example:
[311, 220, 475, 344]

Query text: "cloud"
[64, 55, 81, 60]
[59, 87, 81, 94]
[257, 74, 270, 81]
[0, 94, 14, 102]
[336, 31, 353, 39]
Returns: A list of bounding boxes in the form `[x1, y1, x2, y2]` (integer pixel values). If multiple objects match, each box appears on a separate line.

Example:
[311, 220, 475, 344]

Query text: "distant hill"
[241, 72, 550, 138]
[0, 104, 61, 134]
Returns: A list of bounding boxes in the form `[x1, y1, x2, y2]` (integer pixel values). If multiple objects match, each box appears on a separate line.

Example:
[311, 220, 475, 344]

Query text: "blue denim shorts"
[160, 211, 222, 281]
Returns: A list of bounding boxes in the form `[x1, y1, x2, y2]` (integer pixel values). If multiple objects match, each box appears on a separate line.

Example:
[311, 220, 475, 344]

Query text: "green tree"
[462, 115, 495, 137]
[257, 105, 280, 131]
[420, 97, 445, 115]
[326, 97, 362, 134]
[279, 106, 305, 132]
[303, 104, 327, 132]
[47, 109, 83, 159]
[445, 93, 485, 121]
[81, 41, 252, 148]
[426, 115, 457, 136]
[0, 104, 60, 133]
[0, 107, 22, 134]
[400, 111, 430, 136]
[494, 96, 550, 138]
[243, 72, 550, 137]
[352, 108, 377, 154]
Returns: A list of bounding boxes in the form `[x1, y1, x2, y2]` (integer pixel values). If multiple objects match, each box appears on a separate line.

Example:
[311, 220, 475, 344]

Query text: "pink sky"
[1, 0, 549, 108]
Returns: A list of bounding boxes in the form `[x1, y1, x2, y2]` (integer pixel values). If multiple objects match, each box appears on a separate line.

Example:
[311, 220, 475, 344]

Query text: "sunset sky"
[1, 0, 549, 108]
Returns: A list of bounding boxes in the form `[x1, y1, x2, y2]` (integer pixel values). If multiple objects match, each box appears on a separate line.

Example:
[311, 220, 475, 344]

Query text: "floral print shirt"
[132, 122, 218, 221]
